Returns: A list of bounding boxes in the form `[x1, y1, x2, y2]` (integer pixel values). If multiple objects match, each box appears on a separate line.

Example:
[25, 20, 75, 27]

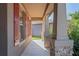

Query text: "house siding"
[32, 24, 42, 36]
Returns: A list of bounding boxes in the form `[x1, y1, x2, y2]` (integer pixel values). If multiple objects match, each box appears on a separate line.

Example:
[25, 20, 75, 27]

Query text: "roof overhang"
[22, 3, 54, 20]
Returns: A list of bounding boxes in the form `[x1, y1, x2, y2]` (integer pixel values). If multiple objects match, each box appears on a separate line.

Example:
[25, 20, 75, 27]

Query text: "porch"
[0, 3, 73, 56]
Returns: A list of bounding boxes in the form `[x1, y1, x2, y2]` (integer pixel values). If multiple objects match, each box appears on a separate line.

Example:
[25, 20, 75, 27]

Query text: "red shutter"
[14, 3, 19, 46]
[26, 16, 31, 37]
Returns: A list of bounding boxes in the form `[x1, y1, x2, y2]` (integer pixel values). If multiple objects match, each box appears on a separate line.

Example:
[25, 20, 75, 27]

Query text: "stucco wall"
[7, 4, 31, 56]
[0, 4, 7, 56]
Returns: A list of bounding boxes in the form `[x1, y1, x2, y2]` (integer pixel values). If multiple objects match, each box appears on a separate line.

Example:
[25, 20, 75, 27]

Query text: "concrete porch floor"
[21, 40, 50, 56]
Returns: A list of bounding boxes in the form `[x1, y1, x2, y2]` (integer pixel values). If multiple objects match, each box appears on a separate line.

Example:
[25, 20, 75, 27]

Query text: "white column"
[57, 3, 68, 40]
[44, 15, 49, 37]
[41, 17, 45, 40]
[44, 15, 51, 48]
[55, 3, 73, 56]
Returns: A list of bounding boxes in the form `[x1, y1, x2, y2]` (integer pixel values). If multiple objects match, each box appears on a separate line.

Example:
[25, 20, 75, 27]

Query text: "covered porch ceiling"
[23, 3, 54, 20]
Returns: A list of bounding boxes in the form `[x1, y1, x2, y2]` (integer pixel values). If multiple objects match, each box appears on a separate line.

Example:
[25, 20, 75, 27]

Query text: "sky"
[66, 3, 79, 20]
[49, 4, 79, 21]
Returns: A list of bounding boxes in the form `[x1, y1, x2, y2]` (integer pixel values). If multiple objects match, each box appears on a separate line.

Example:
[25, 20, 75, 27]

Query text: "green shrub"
[67, 11, 79, 56]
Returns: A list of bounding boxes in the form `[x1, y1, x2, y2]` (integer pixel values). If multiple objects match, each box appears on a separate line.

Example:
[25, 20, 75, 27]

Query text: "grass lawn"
[32, 36, 41, 40]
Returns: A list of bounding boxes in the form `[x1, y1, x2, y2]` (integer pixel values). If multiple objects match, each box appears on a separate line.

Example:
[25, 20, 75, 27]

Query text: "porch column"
[44, 14, 51, 48]
[44, 14, 49, 37]
[55, 3, 73, 56]
[41, 17, 45, 40]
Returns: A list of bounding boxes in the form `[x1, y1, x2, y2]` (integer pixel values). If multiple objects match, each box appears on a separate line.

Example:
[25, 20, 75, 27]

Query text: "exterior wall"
[32, 21, 43, 24]
[0, 4, 7, 56]
[7, 4, 32, 56]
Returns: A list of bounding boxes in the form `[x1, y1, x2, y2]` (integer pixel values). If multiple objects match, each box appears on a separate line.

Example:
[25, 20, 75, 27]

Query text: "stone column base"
[55, 40, 73, 56]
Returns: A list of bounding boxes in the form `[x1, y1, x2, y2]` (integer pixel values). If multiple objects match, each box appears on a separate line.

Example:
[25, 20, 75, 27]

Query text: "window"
[19, 11, 26, 42]
[48, 12, 54, 35]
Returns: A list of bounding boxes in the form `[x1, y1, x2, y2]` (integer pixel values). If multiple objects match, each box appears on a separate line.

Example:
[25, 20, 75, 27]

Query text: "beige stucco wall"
[7, 4, 31, 56]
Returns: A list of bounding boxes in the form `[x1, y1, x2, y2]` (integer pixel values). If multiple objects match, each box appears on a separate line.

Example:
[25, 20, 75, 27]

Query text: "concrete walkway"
[21, 40, 50, 56]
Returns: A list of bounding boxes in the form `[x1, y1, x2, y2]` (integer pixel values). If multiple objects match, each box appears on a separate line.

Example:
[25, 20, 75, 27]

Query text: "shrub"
[67, 11, 79, 56]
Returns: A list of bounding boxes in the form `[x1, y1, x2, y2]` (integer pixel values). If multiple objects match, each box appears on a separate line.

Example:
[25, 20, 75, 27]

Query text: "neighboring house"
[32, 20, 42, 36]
